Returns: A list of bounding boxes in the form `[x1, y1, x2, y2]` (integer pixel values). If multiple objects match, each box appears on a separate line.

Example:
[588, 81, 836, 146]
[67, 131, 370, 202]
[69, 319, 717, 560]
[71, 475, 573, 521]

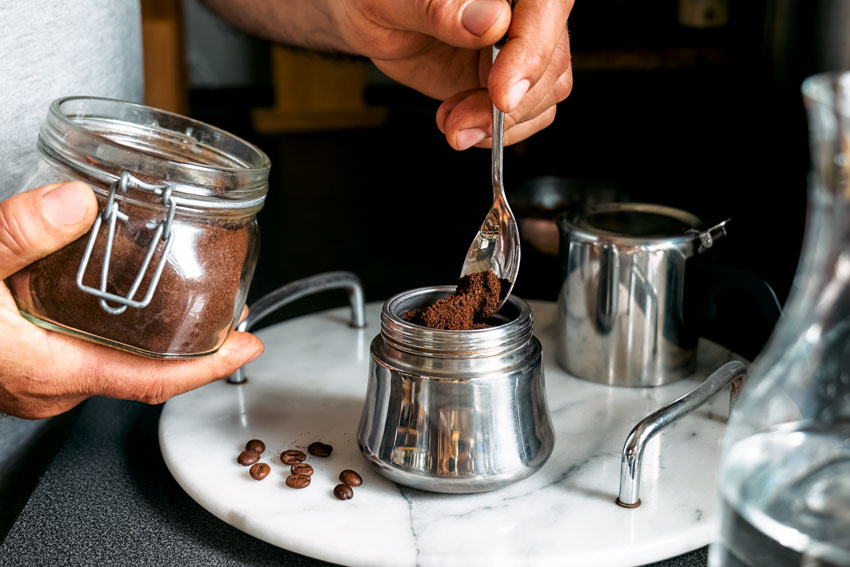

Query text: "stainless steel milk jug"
[556, 203, 728, 387]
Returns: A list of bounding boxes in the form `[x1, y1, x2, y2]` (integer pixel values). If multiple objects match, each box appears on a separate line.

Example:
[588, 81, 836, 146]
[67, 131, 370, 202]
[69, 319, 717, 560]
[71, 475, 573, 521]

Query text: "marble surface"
[160, 301, 739, 567]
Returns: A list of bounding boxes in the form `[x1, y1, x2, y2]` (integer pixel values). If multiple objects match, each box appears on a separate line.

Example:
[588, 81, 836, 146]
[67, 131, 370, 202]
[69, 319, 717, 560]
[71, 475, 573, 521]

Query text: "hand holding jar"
[0, 105, 270, 422]
[0, 182, 263, 419]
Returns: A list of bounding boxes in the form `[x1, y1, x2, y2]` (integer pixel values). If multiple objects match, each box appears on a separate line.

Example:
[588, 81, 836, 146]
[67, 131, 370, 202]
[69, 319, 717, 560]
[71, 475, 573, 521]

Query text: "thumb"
[386, 0, 510, 48]
[0, 182, 98, 279]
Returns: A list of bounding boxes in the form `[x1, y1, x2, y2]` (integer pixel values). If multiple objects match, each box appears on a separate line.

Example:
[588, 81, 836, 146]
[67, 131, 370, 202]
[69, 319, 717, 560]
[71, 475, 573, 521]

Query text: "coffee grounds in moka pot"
[403, 270, 502, 330]
[23, 197, 253, 357]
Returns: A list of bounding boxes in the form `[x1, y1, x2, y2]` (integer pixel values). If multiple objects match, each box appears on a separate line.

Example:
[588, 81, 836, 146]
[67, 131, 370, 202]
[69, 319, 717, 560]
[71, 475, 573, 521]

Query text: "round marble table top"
[160, 300, 736, 566]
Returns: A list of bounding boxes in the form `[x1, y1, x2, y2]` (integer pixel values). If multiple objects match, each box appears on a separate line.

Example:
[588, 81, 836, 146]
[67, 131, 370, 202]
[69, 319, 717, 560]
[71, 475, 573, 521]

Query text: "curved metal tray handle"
[616, 360, 748, 508]
[227, 271, 366, 384]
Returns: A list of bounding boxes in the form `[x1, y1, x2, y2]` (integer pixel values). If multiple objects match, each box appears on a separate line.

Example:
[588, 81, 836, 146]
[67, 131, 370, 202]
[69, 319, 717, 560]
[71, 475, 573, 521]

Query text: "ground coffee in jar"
[6, 97, 270, 358]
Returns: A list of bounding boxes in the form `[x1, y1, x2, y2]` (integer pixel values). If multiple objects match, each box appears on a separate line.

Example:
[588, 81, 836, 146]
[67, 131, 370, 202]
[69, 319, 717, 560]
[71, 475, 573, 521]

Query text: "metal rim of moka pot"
[380, 286, 534, 363]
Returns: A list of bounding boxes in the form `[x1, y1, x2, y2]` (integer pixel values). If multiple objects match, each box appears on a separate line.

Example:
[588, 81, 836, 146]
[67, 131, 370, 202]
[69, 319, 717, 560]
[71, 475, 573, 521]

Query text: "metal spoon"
[459, 41, 521, 309]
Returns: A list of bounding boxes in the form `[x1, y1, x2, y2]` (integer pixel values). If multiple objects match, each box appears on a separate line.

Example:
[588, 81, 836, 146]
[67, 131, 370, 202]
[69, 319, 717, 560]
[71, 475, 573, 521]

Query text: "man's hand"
[0, 182, 264, 419]
[333, 0, 574, 150]
[204, 0, 574, 150]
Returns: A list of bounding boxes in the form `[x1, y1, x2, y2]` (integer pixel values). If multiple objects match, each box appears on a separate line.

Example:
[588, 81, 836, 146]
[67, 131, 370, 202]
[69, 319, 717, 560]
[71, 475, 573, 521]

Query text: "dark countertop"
[0, 397, 710, 566]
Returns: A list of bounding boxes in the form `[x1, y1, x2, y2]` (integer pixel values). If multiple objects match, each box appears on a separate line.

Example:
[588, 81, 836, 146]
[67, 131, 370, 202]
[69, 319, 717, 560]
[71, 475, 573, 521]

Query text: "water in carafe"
[709, 72, 850, 567]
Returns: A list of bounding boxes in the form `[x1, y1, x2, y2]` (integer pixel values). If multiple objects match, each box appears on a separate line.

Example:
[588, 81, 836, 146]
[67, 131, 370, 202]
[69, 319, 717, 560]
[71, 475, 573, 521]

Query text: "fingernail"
[507, 79, 530, 112]
[462, 0, 503, 37]
[457, 128, 488, 150]
[42, 182, 89, 226]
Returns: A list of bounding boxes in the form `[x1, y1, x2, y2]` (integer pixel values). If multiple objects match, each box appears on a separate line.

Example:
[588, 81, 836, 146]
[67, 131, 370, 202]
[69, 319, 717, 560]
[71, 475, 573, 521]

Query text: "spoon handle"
[491, 44, 505, 202]
[491, 0, 512, 200]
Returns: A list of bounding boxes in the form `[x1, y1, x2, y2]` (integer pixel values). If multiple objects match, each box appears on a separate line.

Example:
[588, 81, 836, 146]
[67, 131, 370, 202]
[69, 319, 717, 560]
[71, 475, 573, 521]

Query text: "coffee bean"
[237, 450, 260, 466]
[280, 449, 307, 465]
[308, 441, 333, 457]
[333, 484, 354, 500]
[286, 474, 311, 489]
[246, 439, 265, 454]
[291, 463, 314, 477]
[339, 469, 362, 487]
[249, 462, 270, 480]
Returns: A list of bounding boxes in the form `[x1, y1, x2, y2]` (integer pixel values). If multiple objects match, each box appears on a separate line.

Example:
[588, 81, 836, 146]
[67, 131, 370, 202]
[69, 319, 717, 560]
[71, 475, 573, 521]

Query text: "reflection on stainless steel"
[556, 203, 727, 387]
[616, 361, 748, 508]
[358, 286, 554, 493]
[227, 271, 366, 384]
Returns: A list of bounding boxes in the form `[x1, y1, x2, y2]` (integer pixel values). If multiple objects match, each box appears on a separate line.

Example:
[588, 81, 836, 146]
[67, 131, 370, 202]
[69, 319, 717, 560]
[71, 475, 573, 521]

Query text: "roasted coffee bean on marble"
[333, 484, 354, 500]
[280, 449, 307, 465]
[286, 474, 311, 489]
[250, 462, 270, 480]
[290, 463, 314, 477]
[339, 469, 362, 487]
[245, 439, 265, 454]
[307, 441, 333, 457]
[237, 450, 261, 466]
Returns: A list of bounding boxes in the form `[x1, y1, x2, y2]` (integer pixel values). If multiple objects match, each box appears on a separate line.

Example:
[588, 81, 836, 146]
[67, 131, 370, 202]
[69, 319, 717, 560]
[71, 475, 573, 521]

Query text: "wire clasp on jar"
[75, 172, 176, 315]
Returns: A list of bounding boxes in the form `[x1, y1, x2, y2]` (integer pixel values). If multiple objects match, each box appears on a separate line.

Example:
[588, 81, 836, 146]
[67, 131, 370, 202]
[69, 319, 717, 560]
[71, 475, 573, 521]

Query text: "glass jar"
[709, 73, 850, 565]
[357, 286, 554, 493]
[6, 96, 270, 358]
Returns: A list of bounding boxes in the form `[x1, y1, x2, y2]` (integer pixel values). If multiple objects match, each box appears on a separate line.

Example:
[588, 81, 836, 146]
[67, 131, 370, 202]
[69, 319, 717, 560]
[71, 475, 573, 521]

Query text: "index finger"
[489, 0, 574, 113]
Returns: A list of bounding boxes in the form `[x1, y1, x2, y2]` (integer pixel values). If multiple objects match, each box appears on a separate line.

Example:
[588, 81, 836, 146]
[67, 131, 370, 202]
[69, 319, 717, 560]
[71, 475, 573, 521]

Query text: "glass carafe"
[709, 72, 850, 566]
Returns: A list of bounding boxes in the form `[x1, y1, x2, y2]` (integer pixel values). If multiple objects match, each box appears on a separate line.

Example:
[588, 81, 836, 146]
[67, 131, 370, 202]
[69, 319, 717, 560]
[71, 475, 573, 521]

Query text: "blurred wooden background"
[140, 0, 384, 131]
[141, 0, 188, 114]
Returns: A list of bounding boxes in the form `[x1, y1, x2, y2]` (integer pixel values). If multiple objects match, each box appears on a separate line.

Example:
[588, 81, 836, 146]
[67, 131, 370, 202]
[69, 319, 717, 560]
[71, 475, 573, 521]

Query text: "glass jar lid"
[37, 96, 270, 211]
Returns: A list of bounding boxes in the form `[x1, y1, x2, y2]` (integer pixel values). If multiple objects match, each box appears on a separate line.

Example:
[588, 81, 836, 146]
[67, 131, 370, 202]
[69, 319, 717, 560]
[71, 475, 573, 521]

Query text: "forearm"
[202, 0, 354, 54]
